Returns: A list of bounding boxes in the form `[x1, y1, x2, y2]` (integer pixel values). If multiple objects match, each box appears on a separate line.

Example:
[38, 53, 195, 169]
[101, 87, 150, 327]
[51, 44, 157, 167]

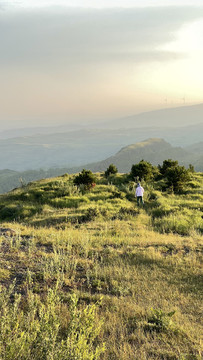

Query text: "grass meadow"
[0, 172, 202, 359]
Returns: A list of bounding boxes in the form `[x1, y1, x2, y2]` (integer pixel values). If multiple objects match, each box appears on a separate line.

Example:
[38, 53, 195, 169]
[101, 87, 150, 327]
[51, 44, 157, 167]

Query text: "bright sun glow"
[132, 19, 203, 106]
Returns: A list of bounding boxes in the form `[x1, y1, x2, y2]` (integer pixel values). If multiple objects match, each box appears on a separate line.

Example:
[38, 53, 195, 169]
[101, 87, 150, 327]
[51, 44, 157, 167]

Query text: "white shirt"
[136, 186, 144, 197]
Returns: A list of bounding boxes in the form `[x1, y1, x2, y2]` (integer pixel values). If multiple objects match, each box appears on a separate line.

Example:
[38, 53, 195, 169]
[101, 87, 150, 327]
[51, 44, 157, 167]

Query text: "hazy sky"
[0, 0, 203, 129]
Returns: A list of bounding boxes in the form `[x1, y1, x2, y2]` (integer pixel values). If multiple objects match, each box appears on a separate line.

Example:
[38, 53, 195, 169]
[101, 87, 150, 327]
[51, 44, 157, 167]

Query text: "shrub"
[0, 282, 105, 360]
[165, 166, 191, 193]
[159, 159, 179, 177]
[83, 207, 100, 222]
[0, 204, 40, 221]
[104, 164, 118, 178]
[145, 308, 175, 333]
[74, 169, 96, 191]
[130, 160, 156, 181]
[159, 160, 191, 193]
[0, 204, 20, 220]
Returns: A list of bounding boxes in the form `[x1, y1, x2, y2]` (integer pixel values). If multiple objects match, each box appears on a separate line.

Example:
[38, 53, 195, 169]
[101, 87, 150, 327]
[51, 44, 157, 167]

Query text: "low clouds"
[1, 6, 203, 67]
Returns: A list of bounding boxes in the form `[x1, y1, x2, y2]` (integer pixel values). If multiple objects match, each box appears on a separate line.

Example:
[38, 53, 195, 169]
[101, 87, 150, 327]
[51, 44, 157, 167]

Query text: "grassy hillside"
[0, 172, 202, 359]
[0, 167, 73, 194]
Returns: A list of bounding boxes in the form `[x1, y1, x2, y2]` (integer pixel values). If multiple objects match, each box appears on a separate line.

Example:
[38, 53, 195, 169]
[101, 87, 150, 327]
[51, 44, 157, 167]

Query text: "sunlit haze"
[0, 0, 203, 129]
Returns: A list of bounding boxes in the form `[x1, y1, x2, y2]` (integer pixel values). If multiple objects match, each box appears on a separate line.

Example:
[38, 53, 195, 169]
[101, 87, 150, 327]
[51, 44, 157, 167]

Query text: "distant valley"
[0, 122, 203, 171]
[0, 104, 202, 171]
[1, 137, 203, 194]
[0, 103, 202, 193]
[66, 138, 203, 174]
[1, 103, 203, 139]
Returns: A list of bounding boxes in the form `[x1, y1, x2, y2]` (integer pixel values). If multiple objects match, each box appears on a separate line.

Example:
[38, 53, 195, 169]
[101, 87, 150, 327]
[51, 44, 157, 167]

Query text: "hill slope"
[0, 172, 202, 359]
[185, 141, 203, 154]
[0, 104, 202, 171]
[0, 138, 202, 194]
[73, 138, 199, 173]
[99, 103, 203, 129]
[0, 123, 202, 171]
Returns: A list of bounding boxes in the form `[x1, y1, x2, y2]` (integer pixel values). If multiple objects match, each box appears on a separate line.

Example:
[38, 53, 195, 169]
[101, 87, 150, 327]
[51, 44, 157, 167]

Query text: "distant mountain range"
[0, 103, 202, 192]
[0, 138, 202, 194]
[0, 123, 202, 171]
[1, 103, 203, 139]
[0, 121, 203, 171]
[98, 103, 203, 129]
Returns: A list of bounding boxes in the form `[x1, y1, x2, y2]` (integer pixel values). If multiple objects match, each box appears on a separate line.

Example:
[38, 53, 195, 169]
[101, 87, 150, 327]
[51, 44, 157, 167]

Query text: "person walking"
[135, 183, 144, 206]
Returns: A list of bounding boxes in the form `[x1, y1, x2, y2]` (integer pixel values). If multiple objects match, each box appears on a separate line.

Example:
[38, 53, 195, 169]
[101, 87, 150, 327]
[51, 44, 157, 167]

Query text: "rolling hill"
[70, 138, 201, 173]
[1, 103, 202, 140]
[0, 104, 202, 171]
[0, 124, 202, 171]
[99, 103, 203, 129]
[0, 138, 202, 194]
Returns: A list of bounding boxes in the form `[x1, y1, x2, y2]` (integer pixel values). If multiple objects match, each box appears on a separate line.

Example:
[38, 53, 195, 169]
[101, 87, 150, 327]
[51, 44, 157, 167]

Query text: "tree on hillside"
[73, 169, 96, 190]
[159, 159, 191, 193]
[130, 160, 156, 181]
[104, 164, 118, 178]
[164, 165, 190, 193]
[158, 159, 179, 176]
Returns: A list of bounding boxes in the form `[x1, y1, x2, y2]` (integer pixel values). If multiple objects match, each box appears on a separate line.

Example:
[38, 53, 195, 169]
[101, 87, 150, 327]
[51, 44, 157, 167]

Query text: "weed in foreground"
[0, 281, 105, 360]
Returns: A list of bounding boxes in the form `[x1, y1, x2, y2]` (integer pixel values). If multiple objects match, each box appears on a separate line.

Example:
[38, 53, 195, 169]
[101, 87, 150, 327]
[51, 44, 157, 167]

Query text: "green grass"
[0, 172, 202, 359]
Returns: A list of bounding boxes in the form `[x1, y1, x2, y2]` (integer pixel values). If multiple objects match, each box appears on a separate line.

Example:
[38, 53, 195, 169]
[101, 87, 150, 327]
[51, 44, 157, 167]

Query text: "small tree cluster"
[130, 159, 192, 193]
[158, 159, 191, 193]
[159, 159, 178, 177]
[130, 160, 157, 182]
[104, 164, 118, 178]
[73, 169, 96, 190]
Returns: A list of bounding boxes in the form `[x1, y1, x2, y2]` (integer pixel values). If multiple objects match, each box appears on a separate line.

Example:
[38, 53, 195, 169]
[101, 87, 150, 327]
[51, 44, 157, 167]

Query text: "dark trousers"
[137, 196, 144, 206]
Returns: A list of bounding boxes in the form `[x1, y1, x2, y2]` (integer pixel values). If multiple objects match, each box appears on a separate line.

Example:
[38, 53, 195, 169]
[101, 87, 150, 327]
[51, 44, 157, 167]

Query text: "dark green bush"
[158, 160, 191, 193]
[0, 205, 20, 220]
[0, 204, 40, 221]
[74, 169, 96, 191]
[159, 159, 179, 177]
[130, 160, 157, 181]
[165, 166, 191, 193]
[104, 164, 118, 178]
